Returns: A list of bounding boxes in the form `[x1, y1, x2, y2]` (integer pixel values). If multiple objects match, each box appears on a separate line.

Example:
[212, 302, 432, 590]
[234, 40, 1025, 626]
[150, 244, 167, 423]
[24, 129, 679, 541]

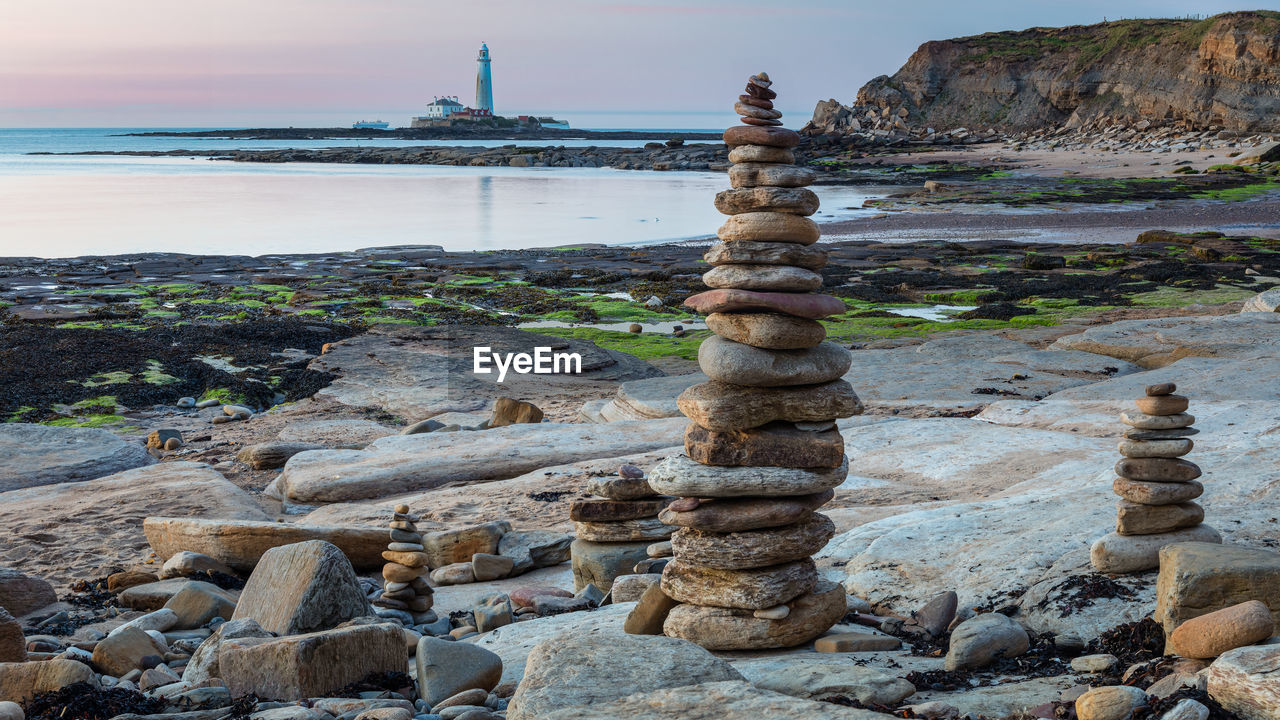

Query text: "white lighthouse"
[475, 42, 494, 115]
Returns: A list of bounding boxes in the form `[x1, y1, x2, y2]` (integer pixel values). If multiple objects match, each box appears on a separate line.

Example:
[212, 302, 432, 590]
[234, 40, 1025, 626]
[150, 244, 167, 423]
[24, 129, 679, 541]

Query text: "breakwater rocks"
[125, 127, 723, 142]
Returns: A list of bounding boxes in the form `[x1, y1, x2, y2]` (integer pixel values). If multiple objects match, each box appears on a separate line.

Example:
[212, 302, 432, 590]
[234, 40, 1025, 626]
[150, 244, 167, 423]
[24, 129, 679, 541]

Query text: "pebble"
[660, 557, 817, 610]
[728, 163, 815, 189]
[1167, 600, 1275, 659]
[1120, 411, 1196, 430]
[1118, 438, 1193, 458]
[0, 701, 22, 720]
[470, 554, 514, 582]
[1113, 478, 1203, 505]
[646, 541, 673, 558]
[702, 264, 823, 292]
[1071, 654, 1120, 672]
[1114, 457, 1202, 482]
[1135, 395, 1189, 415]
[716, 211, 819, 244]
[176, 397, 196, 408]
[722, 125, 799, 148]
[813, 631, 901, 652]
[622, 582, 680, 635]
[1075, 686, 1148, 720]
[727, 145, 794, 164]
[430, 563, 475, 586]
[649, 453, 848, 498]
[508, 586, 572, 609]
[163, 437, 182, 451]
[433, 689, 489, 713]
[697, 336, 851, 387]
[944, 613, 1030, 671]
[703, 240, 827, 270]
[618, 464, 645, 479]
[388, 542, 426, 552]
[657, 489, 829, 534]
[752, 604, 790, 620]
[195, 398, 220, 409]
[222, 404, 253, 417]
[684, 288, 847, 321]
[586, 475, 656, 501]
[1115, 501, 1203, 535]
[1146, 382, 1177, 396]
[1159, 698, 1209, 720]
[714, 186, 819, 216]
[703, 312, 826, 350]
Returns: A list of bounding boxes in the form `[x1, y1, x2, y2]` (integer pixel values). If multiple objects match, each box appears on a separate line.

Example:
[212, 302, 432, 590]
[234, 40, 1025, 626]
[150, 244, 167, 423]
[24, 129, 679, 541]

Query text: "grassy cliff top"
[952, 10, 1280, 66]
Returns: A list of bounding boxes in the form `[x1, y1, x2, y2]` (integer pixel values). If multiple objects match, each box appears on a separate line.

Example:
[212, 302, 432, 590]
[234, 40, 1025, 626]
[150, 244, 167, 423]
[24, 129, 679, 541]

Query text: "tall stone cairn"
[374, 503, 436, 622]
[1091, 383, 1221, 574]
[649, 73, 864, 650]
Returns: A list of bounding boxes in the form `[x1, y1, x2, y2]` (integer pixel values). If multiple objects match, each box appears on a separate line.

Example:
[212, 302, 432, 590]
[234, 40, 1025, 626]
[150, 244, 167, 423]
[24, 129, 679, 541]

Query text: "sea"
[0, 126, 890, 259]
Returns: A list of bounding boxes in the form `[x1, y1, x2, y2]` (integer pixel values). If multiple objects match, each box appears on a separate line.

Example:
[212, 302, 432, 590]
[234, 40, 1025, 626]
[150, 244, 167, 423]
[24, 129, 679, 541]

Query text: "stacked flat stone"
[648, 73, 863, 650]
[569, 465, 674, 593]
[374, 503, 436, 622]
[1091, 383, 1221, 574]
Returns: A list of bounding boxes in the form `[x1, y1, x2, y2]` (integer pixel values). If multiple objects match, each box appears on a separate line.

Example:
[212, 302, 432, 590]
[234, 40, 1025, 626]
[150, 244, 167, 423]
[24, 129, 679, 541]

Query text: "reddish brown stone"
[684, 289, 847, 319]
[741, 117, 784, 126]
[684, 422, 844, 468]
[569, 497, 672, 522]
[1146, 382, 1177, 396]
[738, 94, 774, 109]
[724, 125, 798, 148]
[1115, 457, 1202, 482]
[744, 83, 778, 100]
[659, 490, 833, 533]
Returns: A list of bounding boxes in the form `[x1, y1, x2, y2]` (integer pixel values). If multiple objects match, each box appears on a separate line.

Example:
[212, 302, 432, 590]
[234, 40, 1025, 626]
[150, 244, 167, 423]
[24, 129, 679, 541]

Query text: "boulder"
[236, 442, 325, 470]
[1155, 543, 1280, 637]
[423, 522, 510, 569]
[117, 578, 199, 611]
[231, 540, 372, 635]
[415, 636, 503, 708]
[1232, 141, 1280, 165]
[663, 580, 846, 650]
[1075, 685, 1148, 720]
[469, 604, 633, 685]
[735, 657, 916, 704]
[91, 625, 168, 677]
[182, 618, 272, 684]
[163, 581, 239, 630]
[0, 424, 152, 491]
[218, 623, 406, 701]
[0, 659, 98, 704]
[1168, 600, 1274, 659]
[1207, 645, 1280, 720]
[506, 632, 743, 720]
[279, 419, 686, 504]
[539, 680, 888, 720]
[1, 463, 266, 587]
[0, 568, 58, 618]
[489, 397, 544, 428]
[944, 613, 1030, 671]
[571, 539, 650, 593]
[497, 530, 573, 575]
[159, 551, 235, 580]
[277, 420, 395, 447]
[0, 609, 24, 663]
[144, 517, 388, 573]
[1241, 289, 1280, 313]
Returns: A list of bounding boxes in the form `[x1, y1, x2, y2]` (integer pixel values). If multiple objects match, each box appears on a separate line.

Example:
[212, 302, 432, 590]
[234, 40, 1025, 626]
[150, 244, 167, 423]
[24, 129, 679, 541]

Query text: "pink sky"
[0, 0, 1266, 127]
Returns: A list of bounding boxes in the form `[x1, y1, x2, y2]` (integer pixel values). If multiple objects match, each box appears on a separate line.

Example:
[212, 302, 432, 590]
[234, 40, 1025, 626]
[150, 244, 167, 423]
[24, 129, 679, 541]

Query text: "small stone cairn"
[639, 73, 863, 650]
[1091, 383, 1221, 574]
[570, 464, 674, 593]
[374, 503, 436, 622]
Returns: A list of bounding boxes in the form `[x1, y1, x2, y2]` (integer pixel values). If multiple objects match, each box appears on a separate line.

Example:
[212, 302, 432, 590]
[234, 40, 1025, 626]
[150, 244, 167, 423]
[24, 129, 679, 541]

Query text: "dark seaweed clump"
[25, 683, 164, 720]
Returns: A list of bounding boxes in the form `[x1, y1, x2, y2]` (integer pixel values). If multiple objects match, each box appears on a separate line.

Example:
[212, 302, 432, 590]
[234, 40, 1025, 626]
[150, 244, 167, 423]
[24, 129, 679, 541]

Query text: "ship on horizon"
[352, 119, 390, 129]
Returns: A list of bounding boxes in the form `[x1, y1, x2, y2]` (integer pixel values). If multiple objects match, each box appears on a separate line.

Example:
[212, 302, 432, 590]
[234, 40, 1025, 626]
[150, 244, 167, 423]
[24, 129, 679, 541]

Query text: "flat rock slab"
[0, 462, 266, 587]
[507, 632, 743, 720]
[1049, 313, 1280, 367]
[144, 517, 388, 573]
[540, 680, 888, 720]
[469, 603, 635, 685]
[311, 325, 662, 420]
[279, 418, 686, 504]
[276, 420, 395, 447]
[0, 423, 153, 491]
[976, 355, 1280, 438]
